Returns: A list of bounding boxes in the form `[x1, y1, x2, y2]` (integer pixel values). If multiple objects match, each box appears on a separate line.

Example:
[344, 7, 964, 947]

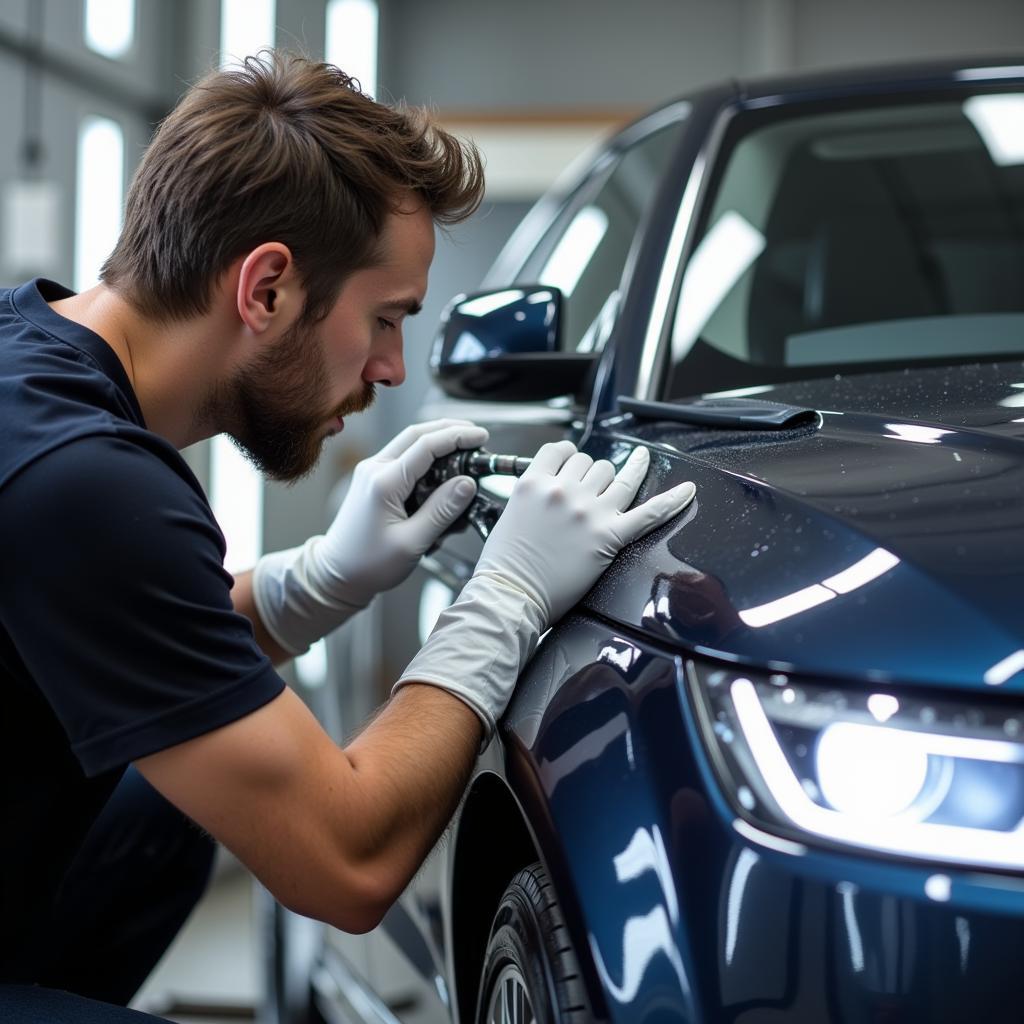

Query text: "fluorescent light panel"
[295, 639, 328, 688]
[74, 116, 124, 292]
[326, 0, 379, 98]
[209, 438, 263, 575]
[85, 0, 134, 59]
[220, 0, 276, 68]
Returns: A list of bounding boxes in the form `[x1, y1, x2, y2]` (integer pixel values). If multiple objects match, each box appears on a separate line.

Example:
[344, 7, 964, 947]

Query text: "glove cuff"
[392, 572, 548, 747]
[252, 538, 366, 657]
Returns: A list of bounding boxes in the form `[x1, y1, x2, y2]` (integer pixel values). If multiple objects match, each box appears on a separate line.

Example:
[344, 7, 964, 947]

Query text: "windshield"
[665, 92, 1024, 398]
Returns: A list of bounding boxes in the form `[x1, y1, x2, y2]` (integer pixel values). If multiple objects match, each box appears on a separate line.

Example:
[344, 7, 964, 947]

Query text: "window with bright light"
[84, 0, 135, 59]
[220, 0, 276, 68]
[211, 0, 277, 573]
[208, 438, 264, 575]
[74, 115, 124, 292]
[326, 0, 378, 97]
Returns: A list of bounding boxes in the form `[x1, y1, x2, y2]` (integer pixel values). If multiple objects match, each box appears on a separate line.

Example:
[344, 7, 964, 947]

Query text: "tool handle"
[405, 448, 532, 539]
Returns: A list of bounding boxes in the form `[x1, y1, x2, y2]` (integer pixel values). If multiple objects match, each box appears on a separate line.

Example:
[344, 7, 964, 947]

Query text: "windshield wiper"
[618, 395, 818, 430]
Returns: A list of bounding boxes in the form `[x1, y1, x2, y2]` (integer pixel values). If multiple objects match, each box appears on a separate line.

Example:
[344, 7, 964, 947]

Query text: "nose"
[364, 333, 406, 388]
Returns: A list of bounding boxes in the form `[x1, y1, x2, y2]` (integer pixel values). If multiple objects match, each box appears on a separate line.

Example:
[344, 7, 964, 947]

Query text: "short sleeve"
[0, 434, 285, 776]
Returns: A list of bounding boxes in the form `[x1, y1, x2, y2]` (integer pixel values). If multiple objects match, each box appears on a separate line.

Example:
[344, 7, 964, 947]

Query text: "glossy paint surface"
[502, 619, 1024, 1024]
[436, 288, 561, 363]
[580, 360, 1024, 693]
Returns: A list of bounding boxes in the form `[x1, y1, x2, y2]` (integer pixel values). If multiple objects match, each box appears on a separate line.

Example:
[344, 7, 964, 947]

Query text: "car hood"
[581, 360, 1024, 692]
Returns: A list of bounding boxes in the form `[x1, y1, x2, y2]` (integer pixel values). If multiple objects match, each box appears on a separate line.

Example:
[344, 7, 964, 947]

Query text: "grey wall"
[380, 0, 1024, 112]
[0, 0, 189, 288]
[794, 0, 1024, 70]
[380, 0, 746, 109]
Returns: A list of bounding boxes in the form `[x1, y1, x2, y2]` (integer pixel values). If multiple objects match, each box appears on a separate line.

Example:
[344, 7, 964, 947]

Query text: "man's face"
[225, 203, 435, 482]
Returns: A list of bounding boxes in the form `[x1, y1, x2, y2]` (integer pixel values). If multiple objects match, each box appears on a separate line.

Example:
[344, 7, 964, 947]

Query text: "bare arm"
[135, 681, 481, 933]
[231, 569, 295, 666]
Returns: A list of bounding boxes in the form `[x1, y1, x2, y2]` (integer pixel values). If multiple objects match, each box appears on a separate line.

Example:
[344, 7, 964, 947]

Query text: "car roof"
[708, 54, 1024, 111]
[602, 56, 1024, 161]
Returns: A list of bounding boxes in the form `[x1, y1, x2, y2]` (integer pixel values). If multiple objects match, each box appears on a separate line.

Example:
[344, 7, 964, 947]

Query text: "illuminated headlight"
[687, 663, 1024, 870]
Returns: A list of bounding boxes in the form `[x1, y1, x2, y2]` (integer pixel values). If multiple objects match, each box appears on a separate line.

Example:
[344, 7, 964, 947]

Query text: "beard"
[206, 317, 376, 483]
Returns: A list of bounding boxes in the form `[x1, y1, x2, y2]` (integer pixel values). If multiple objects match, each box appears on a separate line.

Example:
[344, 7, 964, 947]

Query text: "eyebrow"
[382, 298, 423, 317]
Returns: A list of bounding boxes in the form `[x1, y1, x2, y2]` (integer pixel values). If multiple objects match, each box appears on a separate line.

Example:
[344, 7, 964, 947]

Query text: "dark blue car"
[271, 55, 1024, 1024]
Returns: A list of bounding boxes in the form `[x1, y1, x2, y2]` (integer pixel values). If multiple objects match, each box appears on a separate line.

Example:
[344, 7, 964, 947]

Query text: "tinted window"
[666, 95, 1024, 397]
[517, 124, 681, 354]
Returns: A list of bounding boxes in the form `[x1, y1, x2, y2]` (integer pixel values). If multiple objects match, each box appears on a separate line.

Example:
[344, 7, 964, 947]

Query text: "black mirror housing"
[430, 286, 596, 402]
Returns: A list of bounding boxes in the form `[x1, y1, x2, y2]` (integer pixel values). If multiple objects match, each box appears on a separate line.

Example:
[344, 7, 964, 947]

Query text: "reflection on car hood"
[583, 360, 1024, 692]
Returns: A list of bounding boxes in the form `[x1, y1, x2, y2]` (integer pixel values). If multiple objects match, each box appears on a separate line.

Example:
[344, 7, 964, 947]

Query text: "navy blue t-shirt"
[0, 279, 285, 979]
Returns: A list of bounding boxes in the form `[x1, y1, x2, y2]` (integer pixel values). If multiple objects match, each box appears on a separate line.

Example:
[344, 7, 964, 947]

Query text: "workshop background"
[1, 0, 1020, 1020]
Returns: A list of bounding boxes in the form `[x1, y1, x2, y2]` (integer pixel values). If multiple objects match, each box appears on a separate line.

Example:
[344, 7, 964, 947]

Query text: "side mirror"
[430, 286, 597, 401]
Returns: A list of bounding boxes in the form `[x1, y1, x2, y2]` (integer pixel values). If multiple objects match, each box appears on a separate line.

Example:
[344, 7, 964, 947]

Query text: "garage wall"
[794, 0, 1024, 71]
[380, 0, 1024, 113]
[380, 0, 746, 111]
[0, 0, 188, 289]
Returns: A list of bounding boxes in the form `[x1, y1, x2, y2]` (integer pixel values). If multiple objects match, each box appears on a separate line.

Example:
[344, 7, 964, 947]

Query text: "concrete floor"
[132, 854, 261, 1024]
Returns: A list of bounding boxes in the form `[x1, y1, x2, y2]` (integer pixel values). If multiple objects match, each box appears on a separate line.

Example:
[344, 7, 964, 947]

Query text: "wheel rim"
[486, 963, 535, 1024]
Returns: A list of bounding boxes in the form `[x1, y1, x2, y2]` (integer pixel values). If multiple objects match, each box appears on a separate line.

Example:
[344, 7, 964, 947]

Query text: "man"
[0, 53, 696, 1021]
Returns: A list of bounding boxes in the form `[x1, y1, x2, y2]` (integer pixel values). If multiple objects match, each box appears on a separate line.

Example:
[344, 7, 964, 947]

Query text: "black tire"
[476, 862, 591, 1024]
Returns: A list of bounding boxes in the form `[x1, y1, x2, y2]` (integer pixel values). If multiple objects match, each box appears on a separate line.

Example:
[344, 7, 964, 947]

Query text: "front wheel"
[476, 862, 590, 1024]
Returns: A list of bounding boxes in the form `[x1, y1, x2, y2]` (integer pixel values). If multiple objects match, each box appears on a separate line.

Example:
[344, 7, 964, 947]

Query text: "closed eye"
[377, 317, 397, 331]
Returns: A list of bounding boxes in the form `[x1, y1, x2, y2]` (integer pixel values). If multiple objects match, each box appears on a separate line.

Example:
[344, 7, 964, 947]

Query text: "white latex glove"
[253, 419, 488, 655]
[394, 440, 697, 740]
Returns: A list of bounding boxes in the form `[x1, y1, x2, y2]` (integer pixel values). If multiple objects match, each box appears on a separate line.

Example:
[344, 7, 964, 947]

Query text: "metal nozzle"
[457, 449, 533, 478]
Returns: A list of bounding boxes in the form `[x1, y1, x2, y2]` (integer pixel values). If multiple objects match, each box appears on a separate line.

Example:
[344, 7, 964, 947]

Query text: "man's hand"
[395, 441, 696, 738]
[252, 419, 488, 656]
[475, 441, 696, 622]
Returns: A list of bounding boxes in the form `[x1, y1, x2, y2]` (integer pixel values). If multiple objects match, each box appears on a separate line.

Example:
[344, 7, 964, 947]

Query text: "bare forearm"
[231, 569, 295, 666]
[137, 681, 483, 933]
[230, 567, 485, 892]
[341, 683, 483, 898]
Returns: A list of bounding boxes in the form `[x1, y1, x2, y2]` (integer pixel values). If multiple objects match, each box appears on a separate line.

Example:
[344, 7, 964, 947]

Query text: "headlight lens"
[688, 662, 1024, 870]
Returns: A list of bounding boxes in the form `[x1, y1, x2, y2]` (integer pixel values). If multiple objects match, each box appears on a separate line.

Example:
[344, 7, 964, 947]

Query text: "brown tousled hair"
[101, 51, 485, 324]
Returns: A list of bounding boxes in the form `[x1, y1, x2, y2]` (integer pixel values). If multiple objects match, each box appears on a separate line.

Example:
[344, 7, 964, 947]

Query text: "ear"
[236, 243, 301, 333]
